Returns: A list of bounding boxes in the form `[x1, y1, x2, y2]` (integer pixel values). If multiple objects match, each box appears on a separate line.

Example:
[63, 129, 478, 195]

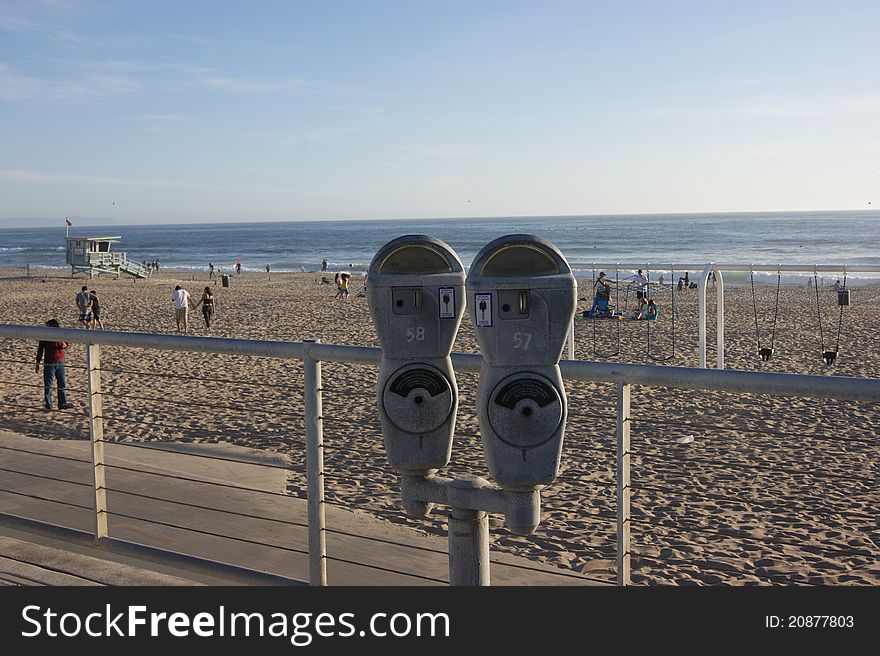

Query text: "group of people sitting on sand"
[586, 269, 659, 320]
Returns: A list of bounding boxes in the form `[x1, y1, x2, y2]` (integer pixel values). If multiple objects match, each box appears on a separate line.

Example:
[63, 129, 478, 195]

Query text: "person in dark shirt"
[89, 290, 104, 330]
[35, 319, 73, 411]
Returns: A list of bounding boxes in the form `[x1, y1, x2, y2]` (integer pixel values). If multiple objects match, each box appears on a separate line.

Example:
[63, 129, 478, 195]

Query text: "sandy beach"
[0, 265, 877, 585]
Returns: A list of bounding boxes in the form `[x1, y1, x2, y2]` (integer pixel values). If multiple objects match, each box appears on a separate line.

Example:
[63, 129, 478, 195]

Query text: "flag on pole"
[65, 219, 72, 226]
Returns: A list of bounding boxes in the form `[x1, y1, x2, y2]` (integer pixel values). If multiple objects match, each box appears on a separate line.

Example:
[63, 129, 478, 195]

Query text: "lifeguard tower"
[65, 235, 149, 279]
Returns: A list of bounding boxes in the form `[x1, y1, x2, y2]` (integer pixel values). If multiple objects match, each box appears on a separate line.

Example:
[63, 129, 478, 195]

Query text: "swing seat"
[758, 347, 773, 362]
[822, 350, 837, 366]
[837, 290, 850, 306]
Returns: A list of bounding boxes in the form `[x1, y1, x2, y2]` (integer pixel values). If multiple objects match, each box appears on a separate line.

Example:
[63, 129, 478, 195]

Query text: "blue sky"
[1, 0, 878, 226]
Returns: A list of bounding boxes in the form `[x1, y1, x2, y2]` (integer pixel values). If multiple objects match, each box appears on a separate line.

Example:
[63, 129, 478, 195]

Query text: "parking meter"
[466, 234, 577, 490]
[367, 236, 466, 477]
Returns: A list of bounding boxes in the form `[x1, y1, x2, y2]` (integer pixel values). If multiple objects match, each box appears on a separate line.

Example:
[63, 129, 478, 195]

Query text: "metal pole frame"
[616, 383, 631, 586]
[698, 265, 724, 369]
[86, 343, 108, 540]
[303, 338, 328, 586]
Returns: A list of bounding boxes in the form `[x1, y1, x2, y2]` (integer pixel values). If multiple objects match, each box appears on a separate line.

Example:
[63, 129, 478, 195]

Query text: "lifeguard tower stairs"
[65, 236, 149, 279]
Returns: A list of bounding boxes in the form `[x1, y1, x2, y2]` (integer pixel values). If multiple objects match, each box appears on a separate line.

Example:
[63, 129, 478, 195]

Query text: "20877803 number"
[765, 616, 854, 628]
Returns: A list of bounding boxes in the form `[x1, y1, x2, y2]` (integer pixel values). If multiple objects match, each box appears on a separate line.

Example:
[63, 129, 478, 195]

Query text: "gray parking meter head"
[466, 234, 577, 490]
[466, 234, 576, 366]
[367, 235, 466, 476]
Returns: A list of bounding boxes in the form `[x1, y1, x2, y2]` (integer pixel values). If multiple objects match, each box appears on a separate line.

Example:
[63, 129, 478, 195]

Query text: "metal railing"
[1, 323, 878, 586]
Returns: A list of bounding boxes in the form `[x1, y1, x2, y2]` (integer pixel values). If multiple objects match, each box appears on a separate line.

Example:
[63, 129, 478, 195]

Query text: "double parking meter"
[466, 235, 577, 490]
[367, 236, 466, 476]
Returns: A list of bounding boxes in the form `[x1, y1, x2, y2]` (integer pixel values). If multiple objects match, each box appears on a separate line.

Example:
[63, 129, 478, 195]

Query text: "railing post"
[86, 343, 108, 540]
[303, 338, 328, 586]
[616, 382, 631, 586]
[716, 269, 725, 370]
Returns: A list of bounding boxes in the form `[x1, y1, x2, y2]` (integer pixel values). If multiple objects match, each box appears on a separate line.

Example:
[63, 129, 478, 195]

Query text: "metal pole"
[86, 344, 108, 540]
[616, 382, 631, 586]
[448, 507, 490, 586]
[716, 269, 725, 370]
[699, 265, 711, 368]
[303, 338, 328, 586]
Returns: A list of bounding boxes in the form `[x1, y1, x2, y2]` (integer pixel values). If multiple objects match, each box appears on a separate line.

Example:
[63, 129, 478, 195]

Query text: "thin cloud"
[0, 64, 140, 102]
[394, 144, 479, 158]
[197, 75, 307, 93]
[647, 96, 880, 120]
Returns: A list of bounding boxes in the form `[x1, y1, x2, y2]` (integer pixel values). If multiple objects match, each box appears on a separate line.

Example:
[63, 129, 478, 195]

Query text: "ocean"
[2, 210, 879, 285]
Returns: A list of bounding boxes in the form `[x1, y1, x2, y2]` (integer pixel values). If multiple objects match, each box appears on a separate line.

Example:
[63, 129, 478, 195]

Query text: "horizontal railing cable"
[579, 507, 875, 558]
[0, 466, 92, 490]
[632, 416, 879, 446]
[0, 379, 88, 393]
[0, 485, 93, 511]
[323, 527, 447, 556]
[102, 461, 302, 499]
[486, 557, 612, 584]
[627, 446, 873, 484]
[95, 438, 297, 471]
[632, 553, 824, 586]
[0, 356, 89, 371]
[101, 486, 309, 529]
[99, 365, 302, 391]
[0, 443, 92, 465]
[630, 514, 874, 558]
[323, 554, 448, 585]
[97, 387, 304, 419]
[102, 509, 311, 556]
[98, 416, 303, 443]
[634, 481, 877, 522]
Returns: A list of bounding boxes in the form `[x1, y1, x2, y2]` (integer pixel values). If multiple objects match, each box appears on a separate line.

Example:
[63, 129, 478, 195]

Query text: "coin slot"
[518, 290, 529, 314]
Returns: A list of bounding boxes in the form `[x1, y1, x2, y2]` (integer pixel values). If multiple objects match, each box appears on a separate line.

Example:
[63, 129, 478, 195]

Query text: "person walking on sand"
[36, 319, 73, 411]
[192, 286, 216, 330]
[209, 262, 215, 279]
[236, 258, 242, 275]
[75, 285, 91, 328]
[321, 258, 328, 271]
[172, 285, 192, 333]
[339, 273, 351, 300]
[88, 290, 104, 330]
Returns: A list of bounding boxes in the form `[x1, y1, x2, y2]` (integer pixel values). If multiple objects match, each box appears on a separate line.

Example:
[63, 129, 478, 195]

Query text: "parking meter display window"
[379, 244, 452, 274]
[488, 372, 563, 448]
[480, 244, 560, 276]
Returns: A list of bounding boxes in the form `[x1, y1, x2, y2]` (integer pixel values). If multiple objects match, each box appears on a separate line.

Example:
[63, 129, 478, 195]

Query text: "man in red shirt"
[35, 319, 73, 411]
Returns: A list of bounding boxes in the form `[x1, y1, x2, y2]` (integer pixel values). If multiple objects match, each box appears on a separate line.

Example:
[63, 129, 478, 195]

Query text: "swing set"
[587, 266, 677, 361]
[748, 267, 849, 366]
